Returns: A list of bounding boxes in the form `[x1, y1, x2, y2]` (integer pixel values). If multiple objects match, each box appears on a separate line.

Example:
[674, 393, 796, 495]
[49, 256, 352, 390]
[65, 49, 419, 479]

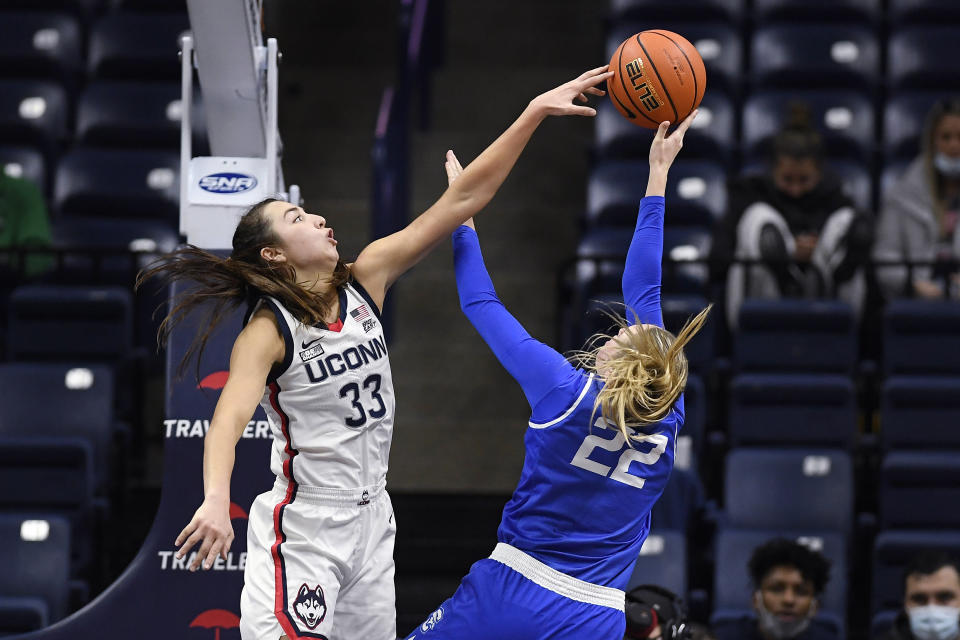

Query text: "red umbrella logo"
[198, 371, 229, 390]
[229, 502, 248, 520]
[190, 609, 239, 640]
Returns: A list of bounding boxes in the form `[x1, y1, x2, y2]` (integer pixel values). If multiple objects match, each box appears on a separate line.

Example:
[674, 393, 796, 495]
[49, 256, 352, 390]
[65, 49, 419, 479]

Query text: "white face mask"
[934, 153, 960, 178]
[755, 592, 814, 640]
[909, 605, 960, 640]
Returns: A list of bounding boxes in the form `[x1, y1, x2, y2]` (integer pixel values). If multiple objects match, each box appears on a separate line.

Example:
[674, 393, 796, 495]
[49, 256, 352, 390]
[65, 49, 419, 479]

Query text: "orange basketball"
[608, 30, 707, 129]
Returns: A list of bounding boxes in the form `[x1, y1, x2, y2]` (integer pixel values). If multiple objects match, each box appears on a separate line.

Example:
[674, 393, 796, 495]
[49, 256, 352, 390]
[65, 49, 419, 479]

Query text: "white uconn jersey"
[252, 283, 395, 489]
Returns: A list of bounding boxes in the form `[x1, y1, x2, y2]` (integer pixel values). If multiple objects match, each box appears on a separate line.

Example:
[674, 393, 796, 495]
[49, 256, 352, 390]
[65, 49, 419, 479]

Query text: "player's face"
[772, 156, 821, 199]
[756, 566, 817, 621]
[262, 201, 339, 272]
[904, 566, 960, 611]
[934, 115, 960, 159]
[596, 324, 653, 377]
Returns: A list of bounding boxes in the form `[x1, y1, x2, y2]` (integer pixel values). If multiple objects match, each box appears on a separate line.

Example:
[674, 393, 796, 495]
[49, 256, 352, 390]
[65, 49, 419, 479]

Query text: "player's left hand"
[528, 66, 612, 118]
[445, 150, 475, 230]
[649, 109, 698, 171]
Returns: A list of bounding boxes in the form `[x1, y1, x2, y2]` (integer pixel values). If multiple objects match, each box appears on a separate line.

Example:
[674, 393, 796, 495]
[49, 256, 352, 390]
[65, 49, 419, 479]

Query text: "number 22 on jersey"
[570, 418, 669, 489]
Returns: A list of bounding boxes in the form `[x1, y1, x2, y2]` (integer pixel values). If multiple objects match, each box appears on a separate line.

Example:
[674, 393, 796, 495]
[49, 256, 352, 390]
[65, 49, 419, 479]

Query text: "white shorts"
[239, 478, 397, 640]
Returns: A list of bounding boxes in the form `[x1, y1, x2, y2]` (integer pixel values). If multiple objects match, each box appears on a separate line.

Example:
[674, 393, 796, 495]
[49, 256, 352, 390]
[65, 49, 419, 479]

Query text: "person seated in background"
[0, 169, 52, 280]
[625, 584, 690, 640]
[710, 104, 873, 327]
[714, 538, 835, 640]
[874, 98, 960, 300]
[876, 551, 960, 640]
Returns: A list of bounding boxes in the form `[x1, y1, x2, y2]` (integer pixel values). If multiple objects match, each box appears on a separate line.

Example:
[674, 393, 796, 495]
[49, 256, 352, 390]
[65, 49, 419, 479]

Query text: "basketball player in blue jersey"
[137, 65, 614, 640]
[406, 111, 709, 640]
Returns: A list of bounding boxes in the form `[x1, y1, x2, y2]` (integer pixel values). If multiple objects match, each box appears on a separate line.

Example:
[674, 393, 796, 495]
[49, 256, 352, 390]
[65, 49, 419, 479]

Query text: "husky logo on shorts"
[293, 583, 327, 630]
[420, 606, 444, 633]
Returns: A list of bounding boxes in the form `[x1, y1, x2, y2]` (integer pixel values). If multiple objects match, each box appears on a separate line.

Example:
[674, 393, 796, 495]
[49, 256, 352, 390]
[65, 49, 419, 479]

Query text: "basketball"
[608, 30, 707, 129]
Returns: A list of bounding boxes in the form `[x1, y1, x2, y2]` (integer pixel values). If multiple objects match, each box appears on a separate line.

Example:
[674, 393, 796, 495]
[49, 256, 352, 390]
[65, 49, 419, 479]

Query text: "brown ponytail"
[771, 102, 823, 166]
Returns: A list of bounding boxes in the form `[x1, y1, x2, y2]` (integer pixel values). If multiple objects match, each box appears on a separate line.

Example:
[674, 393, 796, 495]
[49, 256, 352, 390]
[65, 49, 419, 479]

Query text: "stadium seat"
[0, 0, 103, 20]
[53, 148, 180, 222]
[651, 466, 704, 536]
[734, 300, 857, 374]
[883, 91, 943, 162]
[750, 24, 879, 93]
[880, 452, 960, 529]
[888, 26, 960, 90]
[76, 81, 206, 150]
[0, 363, 116, 492]
[586, 160, 726, 227]
[883, 300, 960, 375]
[889, 0, 960, 23]
[0, 596, 48, 635]
[873, 530, 960, 612]
[0, 145, 47, 194]
[605, 22, 742, 96]
[712, 528, 847, 632]
[595, 89, 736, 166]
[752, 0, 879, 23]
[729, 374, 857, 448]
[662, 296, 715, 373]
[881, 377, 960, 450]
[0, 438, 94, 513]
[87, 12, 190, 80]
[741, 90, 876, 163]
[0, 514, 71, 623]
[0, 11, 82, 85]
[724, 448, 854, 534]
[626, 530, 687, 595]
[7, 284, 133, 362]
[0, 79, 68, 162]
[607, 0, 744, 23]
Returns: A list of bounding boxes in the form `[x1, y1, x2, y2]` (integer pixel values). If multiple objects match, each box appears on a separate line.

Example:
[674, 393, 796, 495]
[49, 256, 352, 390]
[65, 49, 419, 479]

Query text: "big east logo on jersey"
[199, 172, 258, 194]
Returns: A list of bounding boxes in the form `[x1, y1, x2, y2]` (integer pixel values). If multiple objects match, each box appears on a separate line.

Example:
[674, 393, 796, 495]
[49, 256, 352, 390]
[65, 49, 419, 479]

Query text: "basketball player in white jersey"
[139, 66, 614, 640]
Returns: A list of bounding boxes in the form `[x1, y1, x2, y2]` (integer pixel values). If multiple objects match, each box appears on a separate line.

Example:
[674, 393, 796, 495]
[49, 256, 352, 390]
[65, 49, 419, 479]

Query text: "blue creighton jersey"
[452, 196, 681, 590]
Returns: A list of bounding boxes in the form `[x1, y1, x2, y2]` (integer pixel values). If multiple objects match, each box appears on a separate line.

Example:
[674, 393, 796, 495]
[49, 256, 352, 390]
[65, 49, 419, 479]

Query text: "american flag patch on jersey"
[350, 305, 371, 322]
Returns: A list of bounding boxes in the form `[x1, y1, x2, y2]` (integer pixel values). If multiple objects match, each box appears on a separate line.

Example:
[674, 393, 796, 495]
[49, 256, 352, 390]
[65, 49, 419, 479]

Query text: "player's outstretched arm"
[351, 66, 614, 308]
[622, 112, 698, 326]
[174, 309, 282, 572]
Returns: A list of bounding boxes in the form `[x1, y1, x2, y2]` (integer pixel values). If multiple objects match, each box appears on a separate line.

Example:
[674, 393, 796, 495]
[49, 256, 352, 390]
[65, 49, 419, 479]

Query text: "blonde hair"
[570, 304, 712, 444]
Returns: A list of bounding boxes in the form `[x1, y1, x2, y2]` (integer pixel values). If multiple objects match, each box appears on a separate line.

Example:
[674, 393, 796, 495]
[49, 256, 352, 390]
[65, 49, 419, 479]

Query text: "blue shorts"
[403, 557, 626, 640]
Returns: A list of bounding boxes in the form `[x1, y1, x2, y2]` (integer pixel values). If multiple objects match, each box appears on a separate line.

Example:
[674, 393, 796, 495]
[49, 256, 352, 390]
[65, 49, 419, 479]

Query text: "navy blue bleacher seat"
[0, 79, 68, 162]
[0, 11, 82, 86]
[7, 284, 133, 361]
[87, 12, 190, 80]
[889, 26, 960, 90]
[881, 377, 960, 450]
[0, 514, 71, 624]
[651, 467, 704, 536]
[883, 91, 942, 162]
[0, 145, 47, 194]
[76, 81, 206, 150]
[662, 295, 715, 372]
[587, 159, 726, 227]
[889, 0, 960, 23]
[880, 452, 960, 529]
[608, 0, 744, 23]
[0, 596, 48, 635]
[752, 0, 879, 23]
[626, 530, 687, 595]
[872, 530, 960, 613]
[729, 374, 857, 448]
[750, 25, 879, 93]
[741, 90, 876, 163]
[596, 89, 736, 166]
[724, 448, 854, 534]
[735, 300, 857, 373]
[0, 0, 103, 20]
[605, 22, 742, 96]
[712, 528, 847, 633]
[0, 438, 93, 513]
[883, 300, 960, 375]
[0, 363, 116, 492]
[53, 148, 180, 222]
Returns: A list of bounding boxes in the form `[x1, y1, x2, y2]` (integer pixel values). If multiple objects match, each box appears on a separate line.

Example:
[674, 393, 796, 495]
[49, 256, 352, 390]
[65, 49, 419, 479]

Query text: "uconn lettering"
[305, 336, 387, 383]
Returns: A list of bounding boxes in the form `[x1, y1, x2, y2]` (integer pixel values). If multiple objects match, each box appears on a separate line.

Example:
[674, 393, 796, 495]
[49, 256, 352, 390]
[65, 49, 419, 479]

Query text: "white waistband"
[272, 476, 386, 507]
[489, 543, 625, 611]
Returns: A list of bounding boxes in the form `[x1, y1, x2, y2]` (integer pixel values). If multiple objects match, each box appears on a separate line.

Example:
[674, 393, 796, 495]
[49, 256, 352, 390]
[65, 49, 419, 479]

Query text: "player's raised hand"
[528, 66, 613, 118]
[648, 109, 698, 171]
[175, 497, 234, 572]
[444, 150, 476, 230]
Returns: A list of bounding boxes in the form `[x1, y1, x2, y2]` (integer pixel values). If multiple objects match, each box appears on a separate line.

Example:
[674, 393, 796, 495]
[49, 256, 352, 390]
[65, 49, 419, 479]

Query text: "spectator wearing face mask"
[875, 98, 960, 300]
[877, 552, 960, 640]
[714, 538, 836, 640]
[711, 104, 873, 327]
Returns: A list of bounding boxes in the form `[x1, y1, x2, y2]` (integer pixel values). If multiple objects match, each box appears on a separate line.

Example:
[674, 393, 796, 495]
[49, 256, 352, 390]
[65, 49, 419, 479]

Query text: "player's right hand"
[528, 66, 612, 118]
[175, 497, 235, 572]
